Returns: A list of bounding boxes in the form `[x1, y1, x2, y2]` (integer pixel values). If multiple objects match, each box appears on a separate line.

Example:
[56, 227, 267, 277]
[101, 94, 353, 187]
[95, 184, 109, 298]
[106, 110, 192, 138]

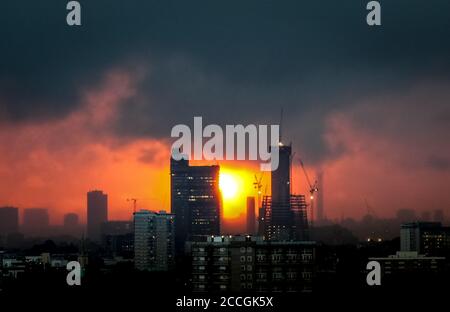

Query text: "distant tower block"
[87, 190, 108, 242]
[64, 213, 79, 228]
[316, 171, 324, 222]
[246, 197, 256, 235]
[0, 207, 19, 237]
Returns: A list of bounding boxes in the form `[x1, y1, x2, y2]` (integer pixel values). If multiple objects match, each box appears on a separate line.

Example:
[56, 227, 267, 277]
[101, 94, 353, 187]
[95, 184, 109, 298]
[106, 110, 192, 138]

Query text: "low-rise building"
[401, 222, 450, 256]
[187, 235, 315, 293]
[369, 251, 446, 277]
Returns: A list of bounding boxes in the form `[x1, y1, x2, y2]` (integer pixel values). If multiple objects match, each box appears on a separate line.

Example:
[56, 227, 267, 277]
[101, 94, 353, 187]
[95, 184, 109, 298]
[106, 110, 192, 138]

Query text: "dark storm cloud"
[426, 155, 450, 171]
[1, 0, 450, 161]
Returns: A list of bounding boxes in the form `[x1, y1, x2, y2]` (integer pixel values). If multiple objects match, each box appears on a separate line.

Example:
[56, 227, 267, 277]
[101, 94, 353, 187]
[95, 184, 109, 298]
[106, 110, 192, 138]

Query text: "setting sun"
[217, 167, 260, 221]
[219, 173, 238, 200]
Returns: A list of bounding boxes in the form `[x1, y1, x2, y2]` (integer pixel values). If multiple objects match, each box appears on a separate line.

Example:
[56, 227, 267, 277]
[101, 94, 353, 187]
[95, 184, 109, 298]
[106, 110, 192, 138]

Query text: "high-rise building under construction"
[261, 144, 309, 241]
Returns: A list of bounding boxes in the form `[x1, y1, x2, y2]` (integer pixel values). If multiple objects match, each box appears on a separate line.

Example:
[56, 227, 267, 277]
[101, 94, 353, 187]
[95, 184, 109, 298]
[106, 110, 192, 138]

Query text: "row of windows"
[240, 247, 253, 253]
[195, 254, 312, 263]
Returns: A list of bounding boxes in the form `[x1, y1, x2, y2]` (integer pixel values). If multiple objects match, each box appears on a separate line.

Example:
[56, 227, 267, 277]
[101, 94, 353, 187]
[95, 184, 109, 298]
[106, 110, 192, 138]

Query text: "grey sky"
[1, 0, 450, 163]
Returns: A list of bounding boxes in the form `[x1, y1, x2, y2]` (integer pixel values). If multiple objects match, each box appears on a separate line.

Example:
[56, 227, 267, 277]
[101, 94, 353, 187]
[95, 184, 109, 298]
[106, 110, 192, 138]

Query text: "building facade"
[101, 221, 134, 258]
[187, 236, 315, 293]
[134, 210, 175, 271]
[262, 144, 309, 241]
[170, 155, 221, 252]
[369, 251, 446, 285]
[262, 195, 309, 241]
[401, 222, 450, 256]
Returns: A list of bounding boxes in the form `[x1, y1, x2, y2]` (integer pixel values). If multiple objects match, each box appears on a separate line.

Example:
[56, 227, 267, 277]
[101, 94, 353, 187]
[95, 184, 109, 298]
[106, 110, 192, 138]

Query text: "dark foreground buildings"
[186, 235, 315, 292]
[400, 222, 450, 256]
[246, 197, 256, 235]
[170, 154, 221, 252]
[101, 220, 134, 258]
[134, 210, 175, 271]
[368, 251, 447, 291]
[370, 251, 446, 275]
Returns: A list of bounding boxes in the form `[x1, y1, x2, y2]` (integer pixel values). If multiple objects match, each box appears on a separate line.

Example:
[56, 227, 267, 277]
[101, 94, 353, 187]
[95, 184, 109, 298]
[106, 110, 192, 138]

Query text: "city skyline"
[2, 1, 450, 305]
[1, 153, 448, 230]
[1, 0, 449, 231]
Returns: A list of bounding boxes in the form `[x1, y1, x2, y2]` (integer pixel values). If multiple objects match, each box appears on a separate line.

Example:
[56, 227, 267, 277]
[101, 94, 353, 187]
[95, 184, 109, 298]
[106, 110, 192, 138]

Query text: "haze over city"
[2, 1, 450, 308]
[1, 0, 449, 228]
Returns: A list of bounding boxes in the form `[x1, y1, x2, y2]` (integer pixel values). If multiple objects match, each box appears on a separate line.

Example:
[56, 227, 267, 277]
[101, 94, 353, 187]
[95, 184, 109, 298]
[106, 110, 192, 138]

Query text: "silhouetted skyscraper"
[263, 144, 308, 241]
[170, 154, 221, 252]
[87, 190, 108, 242]
[0, 207, 19, 237]
[246, 197, 256, 235]
[23, 208, 49, 237]
[271, 144, 291, 204]
[266, 144, 292, 240]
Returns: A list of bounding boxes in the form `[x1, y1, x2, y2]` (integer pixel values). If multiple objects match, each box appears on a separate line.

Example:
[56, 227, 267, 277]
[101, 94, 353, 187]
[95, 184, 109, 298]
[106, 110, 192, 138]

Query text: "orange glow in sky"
[219, 173, 238, 200]
[3, 69, 448, 231]
[218, 167, 261, 219]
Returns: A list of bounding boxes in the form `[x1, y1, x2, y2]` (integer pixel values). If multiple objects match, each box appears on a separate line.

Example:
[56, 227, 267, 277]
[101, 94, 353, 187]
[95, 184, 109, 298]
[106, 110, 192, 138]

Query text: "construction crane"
[127, 198, 138, 214]
[299, 159, 319, 226]
[253, 173, 264, 208]
[364, 198, 375, 216]
[127, 197, 160, 214]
